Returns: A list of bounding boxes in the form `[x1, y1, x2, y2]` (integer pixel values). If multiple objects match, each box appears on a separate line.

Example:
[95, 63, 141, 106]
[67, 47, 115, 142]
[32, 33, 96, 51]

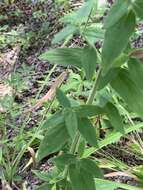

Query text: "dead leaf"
[27, 71, 68, 112]
[27, 147, 36, 168]
[131, 49, 143, 59]
[0, 83, 13, 113]
[104, 171, 138, 180]
[0, 45, 20, 79]
[1, 180, 12, 190]
[0, 84, 12, 97]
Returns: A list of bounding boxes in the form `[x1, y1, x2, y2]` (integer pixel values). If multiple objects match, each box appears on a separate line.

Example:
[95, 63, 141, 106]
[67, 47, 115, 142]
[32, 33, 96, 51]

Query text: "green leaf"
[104, 102, 124, 133]
[52, 25, 77, 44]
[69, 164, 96, 190]
[60, 0, 94, 25]
[83, 25, 104, 47]
[81, 46, 97, 80]
[102, 11, 136, 73]
[75, 0, 94, 24]
[95, 178, 143, 190]
[97, 68, 120, 90]
[111, 69, 143, 117]
[57, 179, 72, 190]
[37, 124, 69, 161]
[52, 154, 77, 168]
[77, 139, 86, 157]
[42, 112, 64, 129]
[133, 0, 143, 19]
[56, 89, 71, 108]
[78, 118, 98, 147]
[74, 105, 103, 117]
[128, 58, 143, 90]
[96, 89, 112, 108]
[104, 0, 130, 28]
[35, 184, 52, 190]
[33, 170, 52, 182]
[83, 123, 143, 158]
[39, 48, 82, 68]
[80, 158, 103, 178]
[63, 109, 78, 138]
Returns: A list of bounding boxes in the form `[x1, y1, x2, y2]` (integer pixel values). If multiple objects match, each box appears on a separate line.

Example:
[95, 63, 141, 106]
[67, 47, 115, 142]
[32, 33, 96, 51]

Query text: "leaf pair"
[40, 46, 97, 80]
[75, 103, 124, 133]
[37, 89, 124, 161]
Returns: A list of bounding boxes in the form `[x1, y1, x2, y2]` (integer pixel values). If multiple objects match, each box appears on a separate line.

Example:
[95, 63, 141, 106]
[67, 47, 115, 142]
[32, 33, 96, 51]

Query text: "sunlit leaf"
[39, 48, 82, 68]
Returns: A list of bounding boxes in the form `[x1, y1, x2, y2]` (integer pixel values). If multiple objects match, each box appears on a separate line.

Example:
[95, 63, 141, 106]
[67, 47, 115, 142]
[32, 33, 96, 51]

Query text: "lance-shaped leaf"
[128, 58, 143, 90]
[133, 0, 143, 19]
[69, 164, 96, 190]
[63, 108, 78, 138]
[37, 124, 69, 161]
[102, 11, 136, 73]
[35, 184, 52, 190]
[52, 153, 77, 169]
[83, 25, 104, 47]
[74, 0, 95, 24]
[81, 46, 97, 80]
[52, 25, 77, 44]
[104, 0, 130, 28]
[97, 68, 120, 90]
[39, 48, 82, 68]
[56, 88, 71, 108]
[74, 105, 103, 117]
[78, 118, 98, 147]
[104, 102, 124, 133]
[42, 112, 64, 129]
[110, 69, 143, 117]
[79, 158, 103, 178]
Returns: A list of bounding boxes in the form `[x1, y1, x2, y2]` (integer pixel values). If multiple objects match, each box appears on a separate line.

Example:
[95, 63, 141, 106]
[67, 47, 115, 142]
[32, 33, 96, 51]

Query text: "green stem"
[63, 67, 102, 178]
[87, 68, 102, 105]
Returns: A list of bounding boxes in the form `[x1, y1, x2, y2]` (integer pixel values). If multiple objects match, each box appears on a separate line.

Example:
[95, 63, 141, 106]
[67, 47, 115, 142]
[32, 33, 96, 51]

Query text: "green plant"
[34, 0, 143, 189]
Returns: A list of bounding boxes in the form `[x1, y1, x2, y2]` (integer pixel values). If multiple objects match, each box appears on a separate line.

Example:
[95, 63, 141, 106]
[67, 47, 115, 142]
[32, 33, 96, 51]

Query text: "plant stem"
[87, 68, 102, 105]
[63, 67, 102, 178]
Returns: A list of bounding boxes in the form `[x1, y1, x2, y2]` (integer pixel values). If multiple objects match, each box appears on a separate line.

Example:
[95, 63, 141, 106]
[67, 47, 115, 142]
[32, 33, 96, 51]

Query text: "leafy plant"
[33, 0, 143, 189]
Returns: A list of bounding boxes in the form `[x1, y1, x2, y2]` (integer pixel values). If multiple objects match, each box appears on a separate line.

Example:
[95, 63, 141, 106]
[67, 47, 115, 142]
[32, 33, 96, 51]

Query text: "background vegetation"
[1, 0, 143, 190]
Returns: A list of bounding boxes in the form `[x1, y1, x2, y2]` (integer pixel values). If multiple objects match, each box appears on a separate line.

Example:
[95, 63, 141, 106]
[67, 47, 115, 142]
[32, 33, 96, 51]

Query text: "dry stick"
[30, 71, 68, 111]
[104, 171, 138, 181]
